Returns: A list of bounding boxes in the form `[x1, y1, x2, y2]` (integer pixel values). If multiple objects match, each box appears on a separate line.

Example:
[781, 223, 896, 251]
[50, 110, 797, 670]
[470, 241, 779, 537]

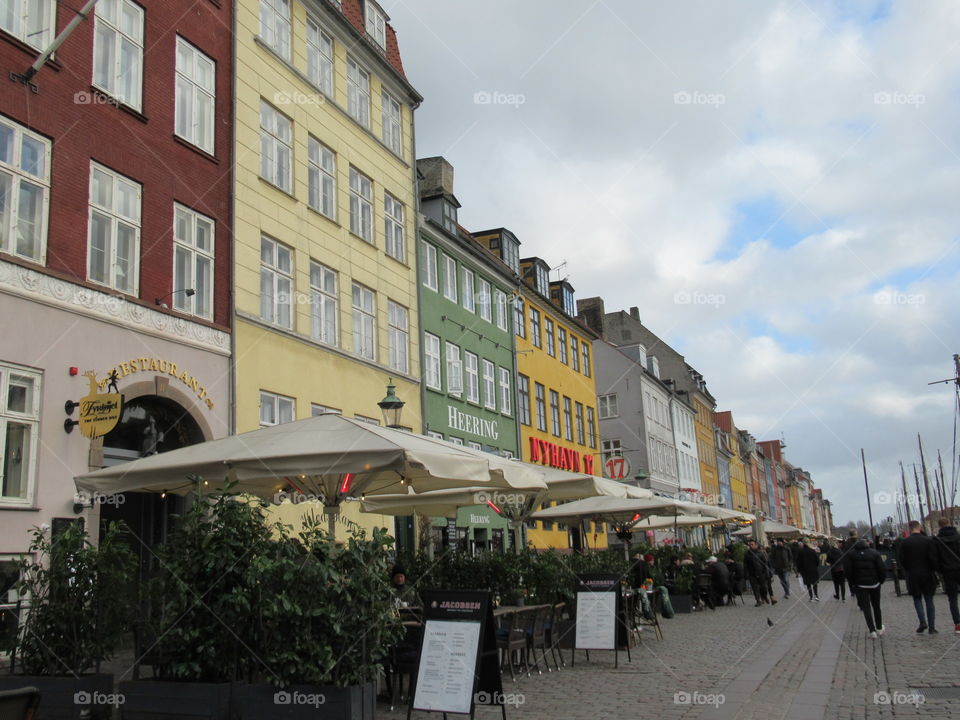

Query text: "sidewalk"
[387, 586, 960, 719]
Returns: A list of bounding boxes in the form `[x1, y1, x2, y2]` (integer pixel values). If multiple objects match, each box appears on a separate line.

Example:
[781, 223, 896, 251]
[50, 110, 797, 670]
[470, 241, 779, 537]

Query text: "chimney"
[577, 296, 605, 336]
[629, 306, 640, 321]
[416, 157, 455, 198]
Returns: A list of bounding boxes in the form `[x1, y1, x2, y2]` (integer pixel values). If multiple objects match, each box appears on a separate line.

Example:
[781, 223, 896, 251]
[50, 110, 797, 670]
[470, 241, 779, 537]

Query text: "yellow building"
[233, 0, 422, 535]
[715, 411, 749, 514]
[691, 391, 720, 504]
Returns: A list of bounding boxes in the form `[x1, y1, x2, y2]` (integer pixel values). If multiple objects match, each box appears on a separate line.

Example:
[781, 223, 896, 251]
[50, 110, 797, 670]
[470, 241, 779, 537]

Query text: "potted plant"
[669, 570, 695, 614]
[1, 521, 136, 720]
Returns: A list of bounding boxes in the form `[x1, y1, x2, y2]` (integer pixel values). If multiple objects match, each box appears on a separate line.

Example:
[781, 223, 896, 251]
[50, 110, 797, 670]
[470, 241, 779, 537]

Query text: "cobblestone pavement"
[387, 585, 960, 720]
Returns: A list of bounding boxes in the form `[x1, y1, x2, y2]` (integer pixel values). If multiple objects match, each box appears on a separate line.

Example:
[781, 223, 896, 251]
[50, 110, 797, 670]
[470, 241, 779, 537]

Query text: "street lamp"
[377, 379, 405, 429]
[633, 469, 649, 488]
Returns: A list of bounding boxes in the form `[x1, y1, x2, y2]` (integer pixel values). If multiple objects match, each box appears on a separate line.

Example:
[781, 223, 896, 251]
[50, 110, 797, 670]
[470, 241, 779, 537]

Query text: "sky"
[385, 0, 960, 526]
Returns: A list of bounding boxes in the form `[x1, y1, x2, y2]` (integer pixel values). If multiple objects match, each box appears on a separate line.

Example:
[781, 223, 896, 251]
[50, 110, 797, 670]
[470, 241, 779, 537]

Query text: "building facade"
[232, 0, 421, 535]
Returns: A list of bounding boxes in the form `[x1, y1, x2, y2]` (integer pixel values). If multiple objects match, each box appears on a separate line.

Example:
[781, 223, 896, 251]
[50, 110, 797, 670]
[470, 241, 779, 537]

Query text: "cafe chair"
[526, 605, 552, 673]
[495, 610, 527, 683]
[387, 622, 421, 711]
[695, 574, 715, 611]
[0, 686, 40, 720]
[544, 602, 567, 669]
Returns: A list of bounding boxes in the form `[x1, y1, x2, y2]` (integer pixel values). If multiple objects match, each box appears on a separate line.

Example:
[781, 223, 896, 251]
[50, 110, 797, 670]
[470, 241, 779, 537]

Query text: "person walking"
[745, 540, 776, 606]
[826, 542, 846, 601]
[724, 551, 743, 606]
[933, 516, 960, 634]
[770, 539, 793, 599]
[898, 520, 939, 634]
[844, 538, 886, 638]
[797, 541, 821, 601]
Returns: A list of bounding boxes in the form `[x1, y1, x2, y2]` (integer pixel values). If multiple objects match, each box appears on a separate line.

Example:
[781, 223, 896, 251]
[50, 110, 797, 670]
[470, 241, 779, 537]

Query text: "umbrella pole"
[325, 506, 338, 538]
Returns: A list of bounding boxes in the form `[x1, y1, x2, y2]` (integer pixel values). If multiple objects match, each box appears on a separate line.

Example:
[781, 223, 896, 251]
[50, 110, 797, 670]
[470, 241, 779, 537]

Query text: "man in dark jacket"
[898, 520, 939, 634]
[844, 539, 886, 637]
[797, 542, 821, 601]
[933, 517, 960, 634]
[770, 539, 793, 599]
[826, 543, 846, 601]
[706, 556, 730, 607]
[744, 540, 776, 606]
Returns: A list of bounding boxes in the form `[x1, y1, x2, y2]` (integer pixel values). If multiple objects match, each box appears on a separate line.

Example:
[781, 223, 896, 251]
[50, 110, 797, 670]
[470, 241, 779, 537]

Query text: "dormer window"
[501, 235, 520, 274]
[535, 265, 549, 296]
[441, 200, 457, 235]
[560, 286, 574, 316]
[365, 1, 387, 50]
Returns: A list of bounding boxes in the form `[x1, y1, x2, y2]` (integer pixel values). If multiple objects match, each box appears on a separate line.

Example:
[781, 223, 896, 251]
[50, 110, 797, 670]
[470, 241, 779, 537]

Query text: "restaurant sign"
[75, 371, 123, 439]
[100, 357, 215, 409]
[529, 437, 595, 473]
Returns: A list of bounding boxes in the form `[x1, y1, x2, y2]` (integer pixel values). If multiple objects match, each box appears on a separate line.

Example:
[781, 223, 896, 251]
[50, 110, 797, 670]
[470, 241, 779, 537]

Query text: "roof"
[338, 0, 420, 99]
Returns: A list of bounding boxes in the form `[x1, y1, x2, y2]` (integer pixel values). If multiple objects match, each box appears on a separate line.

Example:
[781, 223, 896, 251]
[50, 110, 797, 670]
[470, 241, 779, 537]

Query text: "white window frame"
[467, 441, 482, 451]
[365, 1, 387, 49]
[309, 260, 338, 345]
[172, 204, 215, 320]
[498, 368, 512, 416]
[306, 16, 334, 97]
[260, 235, 293, 328]
[307, 137, 336, 220]
[598, 394, 619, 419]
[601, 439, 623, 467]
[387, 300, 409, 373]
[259, 390, 295, 427]
[441, 201, 457, 235]
[311, 403, 342, 416]
[354, 414, 380, 426]
[442, 254, 457, 302]
[461, 267, 475, 312]
[87, 162, 141, 294]
[0, 116, 50, 264]
[478, 279, 492, 322]
[1, 0, 55, 49]
[384, 192, 405, 261]
[260, 100, 292, 193]
[426, 430, 444, 440]
[259, 0, 291, 59]
[464, 352, 479, 404]
[0, 363, 41, 506]
[482, 359, 496, 410]
[175, 37, 216, 154]
[446, 343, 463, 395]
[352, 282, 376, 360]
[349, 167, 373, 242]
[421, 242, 438, 290]
[382, 90, 402, 155]
[424, 333, 441, 391]
[347, 57, 371, 128]
[494, 290, 507, 331]
[93, 0, 144, 110]
[448, 436, 463, 446]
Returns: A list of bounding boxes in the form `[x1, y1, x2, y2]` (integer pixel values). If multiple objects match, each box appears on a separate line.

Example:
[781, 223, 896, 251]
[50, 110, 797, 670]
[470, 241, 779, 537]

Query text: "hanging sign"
[77, 371, 123, 439]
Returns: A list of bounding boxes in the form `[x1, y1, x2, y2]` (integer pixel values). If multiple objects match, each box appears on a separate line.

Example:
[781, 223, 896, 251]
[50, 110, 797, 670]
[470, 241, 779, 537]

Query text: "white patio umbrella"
[75, 414, 546, 535]
[732, 520, 802, 539]
[630, 514, 726, 531]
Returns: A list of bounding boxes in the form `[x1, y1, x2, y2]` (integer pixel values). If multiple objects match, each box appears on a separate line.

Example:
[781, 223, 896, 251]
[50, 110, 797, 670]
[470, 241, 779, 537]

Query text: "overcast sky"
[386, 0, 960, 526]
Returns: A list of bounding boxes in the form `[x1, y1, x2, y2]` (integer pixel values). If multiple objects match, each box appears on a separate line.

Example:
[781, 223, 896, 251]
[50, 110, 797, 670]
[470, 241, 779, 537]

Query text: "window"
[478, 279, 492, 322]
[529, 308, 541, 348]
[311, 404, 341, 416]
[365, 1, 386, 48]
[260, 236, 293, 328]
[467, 441, 482, 451]
[448, 436, 463, 446]
[260, 0, 291, 57]
[482, 360, 495, 410]
[563, 397, 573, 441]
[424, 333, 441, 390]
[347, 57, 371, 128]
[307, 137, 336, 219]
[575, 402, 585, 445]
[306, 17, 333, 96]
[426, 430, 443, 440]
[545, 318, 555, 356]
[461, 268, 475, 312]
[598, 394, 618, 419]
[260, 100, 292, 192]
[93, 0, 143, 110]
[349, 168, 373, 242]
[421, 243, 438, 290]
[502, 235, 520, 273]
[517, 374, 530, 426]
[1, 0, 54, 49]
[354, 414, 379, 426]
[441, 201, 457, 235]
[587, 407, 597, 448]
[571, 336, 580, 371]
[446, 343, 462, 395]
[558, 328, 567, 364]
[498, 368, 511, 415]
[384, 193, 404, 261]
[173, 205, 214, 319]
[550, 390, 561, 437]
[601, 440, 623, 467]
[259, 390, 295, 427]
[442, 254, 457, 301]
[0, 116, 50, 263]
[382, 90, 402, 155]
[494, 290, 508, 331]
[309, 261, 337, 345]
[514, 297, 525, 338]
[464, 352, 479, 403]
[174, 38, 215, 154]
[535, 264, 549, 296]
[1, 363, 40, 504]
[534, 383, 547, 432]
[387, 300, 408, 373]
[351, 283, 376, 360]
[582, 343, 591, 377]
[88, 163, 140, 294]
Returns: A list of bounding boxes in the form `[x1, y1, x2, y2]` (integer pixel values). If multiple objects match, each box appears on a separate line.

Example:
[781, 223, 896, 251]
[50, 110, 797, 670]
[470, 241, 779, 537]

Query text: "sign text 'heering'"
[447, 405, 499, 440]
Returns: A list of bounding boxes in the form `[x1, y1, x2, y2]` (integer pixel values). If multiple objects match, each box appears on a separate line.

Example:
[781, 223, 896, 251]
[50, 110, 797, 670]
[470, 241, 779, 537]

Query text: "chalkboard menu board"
[410, 590, 505, 719]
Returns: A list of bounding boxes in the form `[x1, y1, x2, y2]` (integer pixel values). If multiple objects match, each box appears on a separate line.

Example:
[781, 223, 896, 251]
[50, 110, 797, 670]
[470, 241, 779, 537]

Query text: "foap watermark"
[874, 91, 925, 108]
[874, 690, 924, 706]
[273, 491, 324, 505]
[473, 90, 526, 108]
[873, 290, 925, 307]
[74, 90, 119, 107]
[674, 290, 725, 308]
[475, 691, 525, 707]
[74, 491, 126, 507]
[74, 691, 125, 707]
[274, 90, 324, 107]
[274, 690, 326, 708]
[674, 90, 725, 107]
[674, 690, 725, 707]
[474, 490, 530, 506]
[874, 491, 922, 507]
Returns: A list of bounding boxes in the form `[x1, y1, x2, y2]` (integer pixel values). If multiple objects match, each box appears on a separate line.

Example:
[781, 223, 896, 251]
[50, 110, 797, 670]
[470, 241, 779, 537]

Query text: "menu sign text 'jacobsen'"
[575, 574, 619, 651]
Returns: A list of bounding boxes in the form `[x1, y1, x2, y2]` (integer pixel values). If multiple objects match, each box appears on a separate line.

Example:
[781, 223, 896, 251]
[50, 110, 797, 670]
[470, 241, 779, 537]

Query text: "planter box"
[671, 594, 693, 614]
[119, 679, 231, 720]
[0, 673, 113, 720]
[231, 681, 376, 720]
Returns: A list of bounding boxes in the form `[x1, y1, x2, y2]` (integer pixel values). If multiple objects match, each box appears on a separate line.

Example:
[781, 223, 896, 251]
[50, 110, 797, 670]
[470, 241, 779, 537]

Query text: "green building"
[416, 157, 520, 551]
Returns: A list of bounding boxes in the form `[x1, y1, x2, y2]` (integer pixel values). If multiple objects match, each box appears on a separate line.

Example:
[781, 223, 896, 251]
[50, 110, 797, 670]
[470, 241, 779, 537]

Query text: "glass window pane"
[92, 169, 112, 208]
[7, 376, 33, 414]
[174, 246, 191, 309]
[16, 181, 43, 259]
[0, 123, 13, 164]
[94, 24, 116, 90]
[2, 422, 31, 499]
[89, 212, 110, 283]
[0, 172, 10, 249]
[20, 136, 44, 178]
[195, 255, 211, 317]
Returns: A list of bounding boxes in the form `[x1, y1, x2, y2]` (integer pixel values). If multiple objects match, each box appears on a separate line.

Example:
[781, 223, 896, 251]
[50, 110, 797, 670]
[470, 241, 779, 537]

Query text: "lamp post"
[633, 469, 649, 488]
[377, 379, 405, 429]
